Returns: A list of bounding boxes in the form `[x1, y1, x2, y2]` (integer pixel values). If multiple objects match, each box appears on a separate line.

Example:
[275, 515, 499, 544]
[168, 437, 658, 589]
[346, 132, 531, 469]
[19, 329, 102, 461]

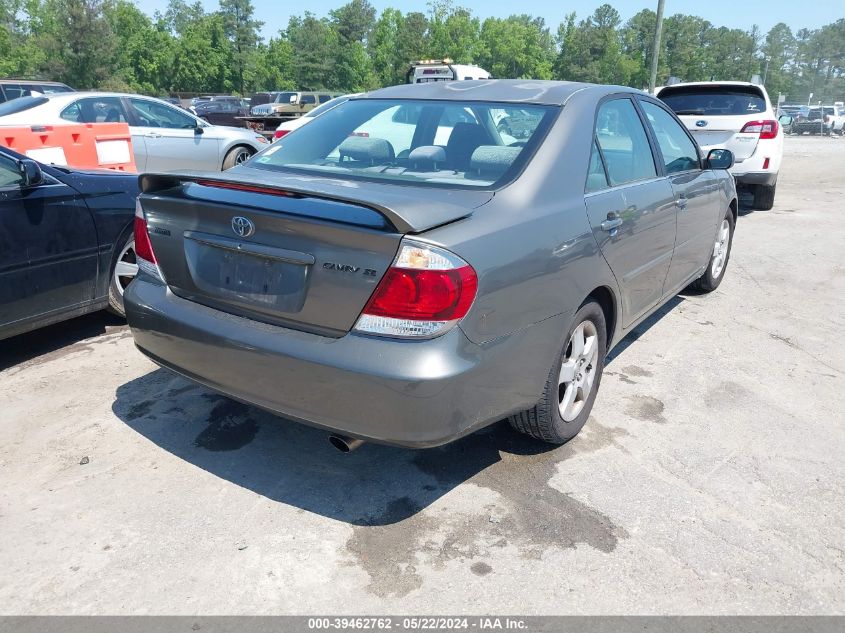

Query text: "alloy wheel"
[558, 320, 599, 422]
[114, 239, 139, 296]
[711, 218, 731, 279]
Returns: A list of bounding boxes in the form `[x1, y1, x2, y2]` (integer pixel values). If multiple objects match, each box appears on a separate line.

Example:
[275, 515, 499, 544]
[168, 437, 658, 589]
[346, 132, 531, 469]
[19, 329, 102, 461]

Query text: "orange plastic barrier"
[0, 123, 137, 172]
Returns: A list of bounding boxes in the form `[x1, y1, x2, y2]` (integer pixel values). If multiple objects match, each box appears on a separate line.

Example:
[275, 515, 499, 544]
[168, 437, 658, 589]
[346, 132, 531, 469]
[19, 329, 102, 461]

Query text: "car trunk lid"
[138, 170, 490, 336]
[677, 114, 761, 161]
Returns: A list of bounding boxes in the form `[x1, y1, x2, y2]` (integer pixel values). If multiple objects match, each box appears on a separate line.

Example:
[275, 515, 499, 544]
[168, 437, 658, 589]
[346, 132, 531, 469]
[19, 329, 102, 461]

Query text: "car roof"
[361, 80, 638, 106]
[0, 78, 69, 85]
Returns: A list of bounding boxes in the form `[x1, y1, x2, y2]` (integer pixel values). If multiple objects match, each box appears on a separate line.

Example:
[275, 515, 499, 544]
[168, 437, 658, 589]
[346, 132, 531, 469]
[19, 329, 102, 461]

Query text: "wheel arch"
[729, 197, 738, 223]
[221, 142, 259, 168]
[583, 285, 617, 349]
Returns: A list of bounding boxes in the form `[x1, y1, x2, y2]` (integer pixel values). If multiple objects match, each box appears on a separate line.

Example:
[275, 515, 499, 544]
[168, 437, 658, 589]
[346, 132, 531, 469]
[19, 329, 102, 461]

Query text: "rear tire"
[222, 146, 254, 170]
[753, 183, 776, 210]
[692, 209, 734, 293]
[509, 302, 607, 444]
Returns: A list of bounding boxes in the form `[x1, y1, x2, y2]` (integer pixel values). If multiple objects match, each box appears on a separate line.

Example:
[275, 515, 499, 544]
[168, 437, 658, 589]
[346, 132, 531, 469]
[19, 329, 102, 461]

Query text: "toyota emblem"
[231, 216, 255, 238]
[695, 120, 708, 128]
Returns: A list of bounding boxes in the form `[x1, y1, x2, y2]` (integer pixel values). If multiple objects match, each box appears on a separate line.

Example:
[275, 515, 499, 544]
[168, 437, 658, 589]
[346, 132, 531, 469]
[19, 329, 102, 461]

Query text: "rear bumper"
[734, 171, 778, 187]
[124, 278, 559, 448]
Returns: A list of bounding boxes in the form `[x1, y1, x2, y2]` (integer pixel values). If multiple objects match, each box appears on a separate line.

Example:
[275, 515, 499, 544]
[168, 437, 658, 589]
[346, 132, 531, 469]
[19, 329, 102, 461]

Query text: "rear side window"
[318, 95, 332, 103]
[659, 85, 766, 116]
[595, 99, 657, 186]
[300, 95, 316, 105]
[61, 97, 129, 123]
[640, 101, 700, 173]
[586, 140, 608, 192]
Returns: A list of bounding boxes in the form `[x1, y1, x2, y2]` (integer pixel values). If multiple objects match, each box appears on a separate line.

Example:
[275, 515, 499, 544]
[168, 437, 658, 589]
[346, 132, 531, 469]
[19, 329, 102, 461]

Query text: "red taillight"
[134, 211, 156, 264]
[741, 120, 778, 140]
[354, 241, 478, 338]
[363, 266, 477, 321]
[134, 199, 164, 282]
[273, 129, 289, 140]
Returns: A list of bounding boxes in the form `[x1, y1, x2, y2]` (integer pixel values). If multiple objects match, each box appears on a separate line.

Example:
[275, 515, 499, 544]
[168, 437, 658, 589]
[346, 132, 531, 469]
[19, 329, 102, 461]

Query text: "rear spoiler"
[139, 172, 478, 234]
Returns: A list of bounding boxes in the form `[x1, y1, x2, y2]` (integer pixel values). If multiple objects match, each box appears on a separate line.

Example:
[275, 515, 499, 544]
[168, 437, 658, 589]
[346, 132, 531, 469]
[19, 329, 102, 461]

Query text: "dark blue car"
[0, 146, 139, 340]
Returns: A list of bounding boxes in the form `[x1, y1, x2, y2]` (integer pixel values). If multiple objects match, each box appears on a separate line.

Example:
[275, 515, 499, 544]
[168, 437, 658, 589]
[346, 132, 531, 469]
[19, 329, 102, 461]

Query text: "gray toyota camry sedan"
[125, 80, 738, 450]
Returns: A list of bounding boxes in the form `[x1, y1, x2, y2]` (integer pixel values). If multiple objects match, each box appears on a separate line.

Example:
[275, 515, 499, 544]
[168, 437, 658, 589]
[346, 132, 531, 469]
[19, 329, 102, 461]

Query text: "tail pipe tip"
[329, 434, 365, 453]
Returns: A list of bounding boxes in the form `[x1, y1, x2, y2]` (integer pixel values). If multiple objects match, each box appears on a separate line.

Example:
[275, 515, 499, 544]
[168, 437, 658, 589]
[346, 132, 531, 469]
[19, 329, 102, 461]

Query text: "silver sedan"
[0, 92, 268, 171]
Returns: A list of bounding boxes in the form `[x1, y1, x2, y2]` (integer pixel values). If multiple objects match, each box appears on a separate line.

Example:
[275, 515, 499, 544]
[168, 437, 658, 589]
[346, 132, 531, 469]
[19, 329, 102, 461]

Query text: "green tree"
[427, 0, 480, 63]
[285, 12, 338, 90]
[477, 15, 555, 79]
[219, 0, 263, 94]
[172, 12, 232, 93]
[39, 0, 118, 89]
[330, 0, 375, 44]
[106, 0, 175, 93]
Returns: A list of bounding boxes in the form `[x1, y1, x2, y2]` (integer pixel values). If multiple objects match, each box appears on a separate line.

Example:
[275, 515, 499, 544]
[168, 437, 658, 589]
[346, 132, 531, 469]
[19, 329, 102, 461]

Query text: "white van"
[406, 60, 491, 84]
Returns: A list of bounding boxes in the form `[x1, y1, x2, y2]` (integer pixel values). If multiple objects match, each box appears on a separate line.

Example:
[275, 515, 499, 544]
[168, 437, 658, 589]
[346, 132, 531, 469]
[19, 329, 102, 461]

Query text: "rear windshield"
[0, 95, 48, 116]
[251, 99, 555, 189]
[659, 86, 766, 116]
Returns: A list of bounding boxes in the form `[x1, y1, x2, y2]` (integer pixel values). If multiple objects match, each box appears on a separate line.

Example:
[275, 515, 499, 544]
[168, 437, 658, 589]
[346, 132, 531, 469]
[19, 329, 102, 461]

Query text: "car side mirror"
[705, 148, 734, 170]
[289, 96, 296, 104]
[19, 158, 43, 187]
[194, 126, 204, 135]
[778, 114, 793, 126]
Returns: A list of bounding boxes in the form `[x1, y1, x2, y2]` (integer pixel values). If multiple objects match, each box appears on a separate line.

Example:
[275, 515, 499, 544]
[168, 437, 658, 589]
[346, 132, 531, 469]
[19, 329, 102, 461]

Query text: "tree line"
[2, 0, 843, 103]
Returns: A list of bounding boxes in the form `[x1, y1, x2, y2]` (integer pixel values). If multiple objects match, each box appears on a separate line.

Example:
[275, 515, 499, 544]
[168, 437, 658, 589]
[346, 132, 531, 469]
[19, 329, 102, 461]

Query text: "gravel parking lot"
[1, 136, 843, 615]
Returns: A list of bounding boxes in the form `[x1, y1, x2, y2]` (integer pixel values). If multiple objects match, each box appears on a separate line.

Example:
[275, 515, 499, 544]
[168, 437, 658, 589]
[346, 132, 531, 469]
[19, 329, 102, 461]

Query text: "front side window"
[0, 154, 24, 188]
[61, 97, 128, 124]
[594, 99, 657, 186]
[253, 98, 555, 188]
[129, 98, 197, 129]
[640, 101, 700, 174]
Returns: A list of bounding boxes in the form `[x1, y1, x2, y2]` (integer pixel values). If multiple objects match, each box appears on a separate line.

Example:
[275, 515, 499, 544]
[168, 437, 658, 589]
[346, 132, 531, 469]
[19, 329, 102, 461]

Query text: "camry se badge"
[231, 216, 255, 238]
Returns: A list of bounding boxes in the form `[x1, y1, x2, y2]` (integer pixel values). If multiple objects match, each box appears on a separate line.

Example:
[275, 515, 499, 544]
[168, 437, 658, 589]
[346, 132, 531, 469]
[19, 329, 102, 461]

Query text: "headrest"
[408, 145, 447, 170]
[338, 136, 394, 164]
[469, 145, 521, 178]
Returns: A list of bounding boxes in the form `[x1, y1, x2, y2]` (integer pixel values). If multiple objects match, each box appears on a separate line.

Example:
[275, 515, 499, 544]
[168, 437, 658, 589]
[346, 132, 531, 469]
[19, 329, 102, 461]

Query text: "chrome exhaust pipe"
[329, 434, 364, 453]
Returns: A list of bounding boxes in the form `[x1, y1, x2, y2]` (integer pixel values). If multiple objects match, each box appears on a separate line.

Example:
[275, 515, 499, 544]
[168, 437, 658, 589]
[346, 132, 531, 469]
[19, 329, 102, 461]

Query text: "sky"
[135, 0, 830, 39]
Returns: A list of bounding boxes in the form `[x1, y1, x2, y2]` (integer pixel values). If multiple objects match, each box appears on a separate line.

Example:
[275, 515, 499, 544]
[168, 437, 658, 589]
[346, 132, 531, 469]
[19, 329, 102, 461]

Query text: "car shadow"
[112, 369, 560, 526]
[737, 187, 756, 216]
[0, 311, 126, 372]
[606, 294, 682, 365]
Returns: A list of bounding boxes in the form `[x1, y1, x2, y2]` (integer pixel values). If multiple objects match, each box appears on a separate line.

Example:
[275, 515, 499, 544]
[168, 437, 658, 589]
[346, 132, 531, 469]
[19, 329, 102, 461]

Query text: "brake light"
[273, 129, 289, 140]
[134, 199, 163, 281]
[354, 240, 478, 338]
[195, 180, 296, 197]
[741, 120, 778, 140]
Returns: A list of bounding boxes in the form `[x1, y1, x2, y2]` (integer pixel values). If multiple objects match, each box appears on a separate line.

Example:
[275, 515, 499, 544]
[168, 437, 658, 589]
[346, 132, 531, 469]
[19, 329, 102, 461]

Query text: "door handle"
[601, 214, 624, 232]
[676, 197, 688, 210]
[145, 132, 162, 139]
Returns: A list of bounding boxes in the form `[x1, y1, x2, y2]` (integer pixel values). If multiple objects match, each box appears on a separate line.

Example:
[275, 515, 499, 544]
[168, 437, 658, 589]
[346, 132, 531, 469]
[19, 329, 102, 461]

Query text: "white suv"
[658, 81, 783, 210]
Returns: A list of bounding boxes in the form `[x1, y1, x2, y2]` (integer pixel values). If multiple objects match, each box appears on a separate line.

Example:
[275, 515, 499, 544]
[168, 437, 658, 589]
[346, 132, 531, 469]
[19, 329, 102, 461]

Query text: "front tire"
[222, 146, 254, 170]
[753, 183, 776, 210]
[509, 302, 607, 444]
[107, 232, 138, 317]
[692, 209, 734, 293]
